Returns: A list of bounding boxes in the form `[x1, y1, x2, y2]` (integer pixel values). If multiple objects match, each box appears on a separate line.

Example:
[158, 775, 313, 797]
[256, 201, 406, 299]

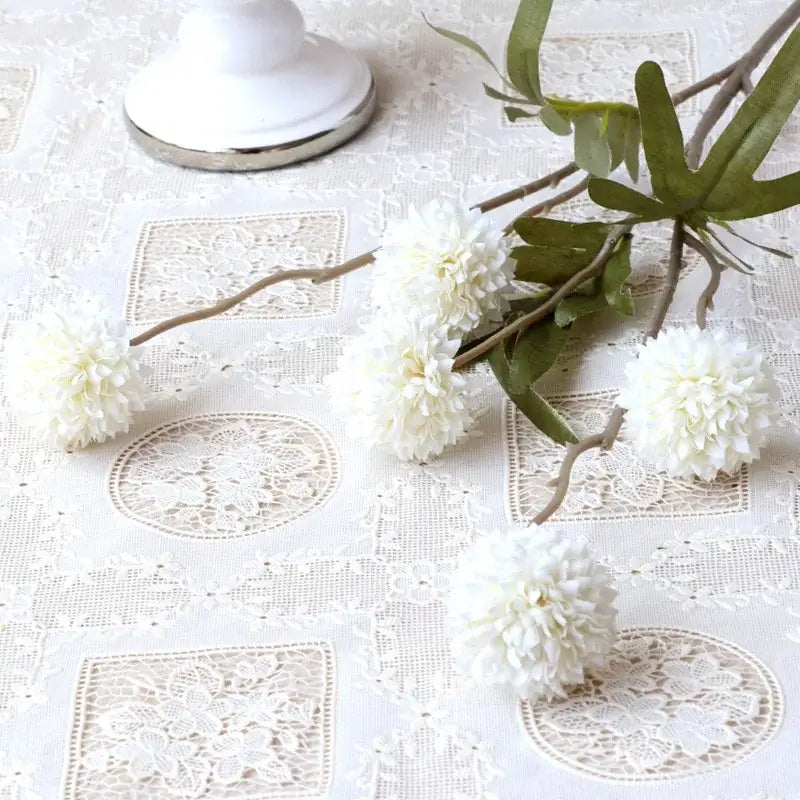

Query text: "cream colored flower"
[449, 526, 617, 700]
[618, 326, 778, 480]
[326, 311, 472, 460]
[5, 299, 145, 449]
[371, 199, 512, 334]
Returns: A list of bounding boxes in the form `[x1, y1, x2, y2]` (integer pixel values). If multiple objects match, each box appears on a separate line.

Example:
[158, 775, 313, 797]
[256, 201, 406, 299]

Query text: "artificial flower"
[370, 199, 513, 334]
[449, 525, 617, 700]
[326, 311, 472, 460]
[5, 298, 145, 449]
[617, 326, 778, 481]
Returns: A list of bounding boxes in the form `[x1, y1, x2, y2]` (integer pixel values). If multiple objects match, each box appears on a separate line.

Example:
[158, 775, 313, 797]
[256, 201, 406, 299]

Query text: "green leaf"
[506, 0, 553, 102]
[713, 221, 792, 259]
[514, 389, 579, 445]
[540, 102, 572, 135]
[606, 111, 627, 172]
[710, 171, 800, 221]
[573, 113, 612, 177]
[699, 24, 800, 213]
[506, 319, 570, 392]
[588, 177, 669, 220]
[512, 245, 597, 284]
[483, 83, 528, 103]
[514, 217, 609, 248]
[489, 343, 577, 443]
[635, 61, 702, 212]
[624, 113, 641, 183]
[424, 16, 513, 88]
[505, 106, 536, 122]
[553, 293, 607, 327]
[602, 235, 634, 314]
[698, 227, 756, 274]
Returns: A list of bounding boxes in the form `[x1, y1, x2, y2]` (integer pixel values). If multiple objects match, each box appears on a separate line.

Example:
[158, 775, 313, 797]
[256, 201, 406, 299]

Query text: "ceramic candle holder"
[124, 0, 376, 170]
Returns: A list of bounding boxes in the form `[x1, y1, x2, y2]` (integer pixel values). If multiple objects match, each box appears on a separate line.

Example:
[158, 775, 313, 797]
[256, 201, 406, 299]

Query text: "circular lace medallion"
[520, 627, 783, 783]
[110, 413, 338, 539]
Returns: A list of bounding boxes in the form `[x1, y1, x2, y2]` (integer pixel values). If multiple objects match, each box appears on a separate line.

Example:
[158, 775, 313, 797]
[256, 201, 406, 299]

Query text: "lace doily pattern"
[507, 29, 699, 131]
[235, 333, 343, 399]
[506, 392, 748, 522]
[520, 628, 783, 783]
[109, 413, 339, 539]
[0, 64, 35, 153]
[125, 211, 345, 324]
[64, 642, 335, 799]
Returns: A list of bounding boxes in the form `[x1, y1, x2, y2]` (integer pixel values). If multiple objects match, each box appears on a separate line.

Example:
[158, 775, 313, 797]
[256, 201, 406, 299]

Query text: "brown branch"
[474, 163, 579, 213]
[502, 177, 590, 235]
[130, 256, 374, 347]
[534, 221, 685, 525]
[685, 0, 800, 168]
[453, 224, 631, 369]
[684, 230, 723, 328]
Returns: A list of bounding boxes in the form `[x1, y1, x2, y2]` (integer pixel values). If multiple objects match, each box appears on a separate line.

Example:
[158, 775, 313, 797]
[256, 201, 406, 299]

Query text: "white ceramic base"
[123, 1, 376, 170]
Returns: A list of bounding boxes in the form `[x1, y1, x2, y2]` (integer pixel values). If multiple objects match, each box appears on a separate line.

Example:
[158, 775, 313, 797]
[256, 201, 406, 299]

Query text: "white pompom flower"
[618, 326, 778, 481]
[371, 199, 513, 335]
[449, 526, 617, 700]
[326, 311, 472, 460]
[5, 299, 145, 450]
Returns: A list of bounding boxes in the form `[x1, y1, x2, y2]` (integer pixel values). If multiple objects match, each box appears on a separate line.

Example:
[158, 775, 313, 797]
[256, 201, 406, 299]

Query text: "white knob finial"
[124, 0, 375, 170]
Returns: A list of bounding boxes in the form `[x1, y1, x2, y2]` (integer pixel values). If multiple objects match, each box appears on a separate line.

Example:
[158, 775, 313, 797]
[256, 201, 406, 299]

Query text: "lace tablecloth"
[2, 1, 800, 798]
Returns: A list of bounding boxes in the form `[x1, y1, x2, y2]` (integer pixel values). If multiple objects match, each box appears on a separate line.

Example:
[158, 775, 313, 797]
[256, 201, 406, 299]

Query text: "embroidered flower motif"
[160, 683, 233, 739]
[387, 563, 448, 605]
[657, 704, 737, 757]
[113, 728, 197, 780]
[661, 654, 741, 699]
[209, 729, 290, 785]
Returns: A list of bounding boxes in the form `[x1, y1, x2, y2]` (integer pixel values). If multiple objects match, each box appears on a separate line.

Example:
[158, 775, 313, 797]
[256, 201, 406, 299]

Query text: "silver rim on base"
[124, 78, 377, 172]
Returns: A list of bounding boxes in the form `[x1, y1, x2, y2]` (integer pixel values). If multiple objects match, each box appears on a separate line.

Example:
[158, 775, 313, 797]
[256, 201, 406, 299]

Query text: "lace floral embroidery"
[109, 413, 339, 539]
[506, 392, 748, 522]
[125, 211, 345, 324]
[64, 643, 334, 799]
[0, 65, 36, 154]
[521, 628, 783, 782]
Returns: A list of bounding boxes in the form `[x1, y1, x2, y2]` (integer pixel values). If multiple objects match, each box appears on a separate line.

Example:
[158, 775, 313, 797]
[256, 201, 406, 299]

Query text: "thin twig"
[474, 163, 578, 213]
[453, 224, 630, 369]
[130, 257, 373, 346]
[502, 177, 590, 235]
[669, 62, 737, 105]
[532, 221, 686, 525]
[740, 74, 755, 95]
[685, 0, 800, 168]
[684, 230, 723, 328]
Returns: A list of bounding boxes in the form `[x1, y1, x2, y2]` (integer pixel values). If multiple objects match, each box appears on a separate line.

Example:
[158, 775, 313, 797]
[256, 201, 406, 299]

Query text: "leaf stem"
[452, 223, 631, 369]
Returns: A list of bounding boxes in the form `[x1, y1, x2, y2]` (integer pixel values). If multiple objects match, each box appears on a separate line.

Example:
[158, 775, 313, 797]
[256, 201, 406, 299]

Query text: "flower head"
[449, 526, 617, 700]
[617, 326, 778, 481]
[5, 299, 145, 449]
[371, 199, 512, 334]
[326, 312, 472, 460]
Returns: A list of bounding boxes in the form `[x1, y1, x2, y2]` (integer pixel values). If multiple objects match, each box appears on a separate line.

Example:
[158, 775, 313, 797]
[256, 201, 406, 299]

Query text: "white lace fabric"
[1, 1, 800, 798]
